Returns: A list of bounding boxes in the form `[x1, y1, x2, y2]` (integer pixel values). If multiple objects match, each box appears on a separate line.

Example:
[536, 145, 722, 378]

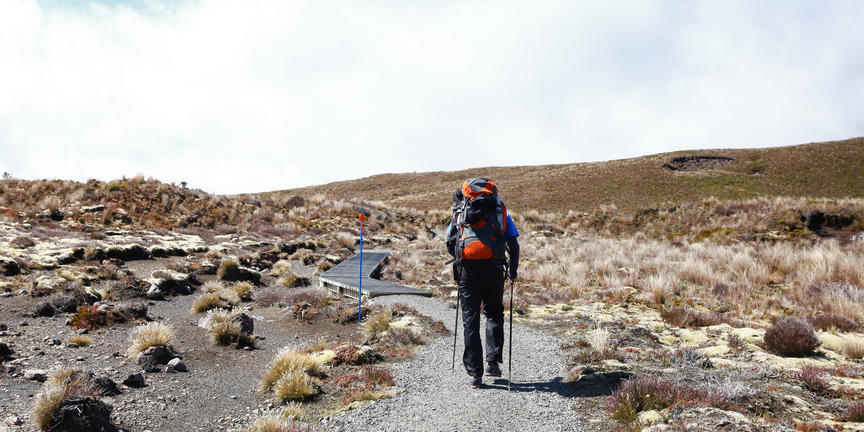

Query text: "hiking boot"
[469, 375, 482, 389]
[484, 362, 502, 377]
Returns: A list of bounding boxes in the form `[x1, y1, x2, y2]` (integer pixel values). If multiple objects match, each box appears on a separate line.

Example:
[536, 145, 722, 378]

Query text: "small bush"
[67, 335, 93, 347]
[844, 401, 864, 422]
[809, 314, 860, 332]
[587, 326, 612, 357]
[764, 317, 821, 357]
[363, 309, 394, 338]
[127, 322, 175, 360]
[608, 376, 721, 424]
[661, 307, 724, 328]
[68, 306, 107, 331]
[361, 367, 395, 388]
[727, 333, 747, 353]
[790, 367, 830, 395]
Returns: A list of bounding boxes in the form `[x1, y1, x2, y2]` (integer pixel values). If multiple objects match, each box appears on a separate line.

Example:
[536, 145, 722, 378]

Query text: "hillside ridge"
[267, 137, 864, 212]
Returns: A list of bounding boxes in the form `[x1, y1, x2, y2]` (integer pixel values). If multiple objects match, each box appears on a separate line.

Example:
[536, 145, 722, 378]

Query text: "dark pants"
[458, 265, 505, 377]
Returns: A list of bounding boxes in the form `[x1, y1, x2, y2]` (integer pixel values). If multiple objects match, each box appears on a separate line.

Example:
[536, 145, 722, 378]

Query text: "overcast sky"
[1, 0, 862, 194]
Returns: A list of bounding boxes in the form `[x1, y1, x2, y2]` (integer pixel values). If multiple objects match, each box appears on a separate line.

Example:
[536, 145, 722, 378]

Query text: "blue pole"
[358, 209, 364, 323]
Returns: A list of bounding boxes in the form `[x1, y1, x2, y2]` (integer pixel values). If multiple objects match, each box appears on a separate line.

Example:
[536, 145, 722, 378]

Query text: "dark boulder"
[229, 313, 254, 335]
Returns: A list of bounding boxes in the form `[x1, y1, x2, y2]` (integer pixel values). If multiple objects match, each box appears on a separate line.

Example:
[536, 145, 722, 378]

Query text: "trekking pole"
[451, 290, 460, 371]
[508, 278, 514, 391]
[358, 209, 366, 323]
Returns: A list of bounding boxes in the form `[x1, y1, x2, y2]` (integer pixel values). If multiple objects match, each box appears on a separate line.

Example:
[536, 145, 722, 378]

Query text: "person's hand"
[508, 271, 517, 281]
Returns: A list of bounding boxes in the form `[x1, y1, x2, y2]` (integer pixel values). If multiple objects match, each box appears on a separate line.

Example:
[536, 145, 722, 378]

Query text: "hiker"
[446, 178, 520, 389]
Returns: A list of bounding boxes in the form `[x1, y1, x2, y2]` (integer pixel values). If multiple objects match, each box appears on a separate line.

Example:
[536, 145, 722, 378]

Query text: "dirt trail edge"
[329, 295, 589, 432]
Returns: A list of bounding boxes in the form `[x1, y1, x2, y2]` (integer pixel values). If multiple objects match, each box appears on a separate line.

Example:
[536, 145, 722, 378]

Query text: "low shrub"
[764, 317, 821, 357]
[68, 306, 107, 330]
[660, 307, 747, 328]
[361, 367, 395, 388]
[789, 367, 830, 395]
[809, 314, 860, 332]
[727, 333, 747, 353]
[127, 322, 175, 360]
[844, 401, 864, 422]
[607, 375, 726, 424]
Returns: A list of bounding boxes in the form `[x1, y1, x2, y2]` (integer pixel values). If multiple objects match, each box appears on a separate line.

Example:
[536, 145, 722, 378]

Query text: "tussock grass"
[272, 369, 318, 402]
[32, 368, 98, 431]
[363, 309, 394, 338]
[587, 326, 612, 357]
[243, 416, 312, 432]
[127, 322, 175, 360]
[67, 335, 93, 347]
[233, 281, 254, 301]
[259, 347, 325, 400]
[844, 339, 864, 360]
[271, 260, 294, 278]
[211, 321, 256, 348]
[764, 318, 821, 357]
[191, 292, 228, 313]
[217, 258, 240, 280]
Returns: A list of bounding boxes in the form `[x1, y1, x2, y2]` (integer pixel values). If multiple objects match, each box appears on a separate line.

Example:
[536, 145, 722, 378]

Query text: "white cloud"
[1, 0, 862, 193]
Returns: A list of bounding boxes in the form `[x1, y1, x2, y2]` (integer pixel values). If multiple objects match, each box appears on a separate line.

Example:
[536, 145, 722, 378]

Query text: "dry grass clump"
[217, 258, 240, 280]
[242, 416, 312, 432]
[211, 321, 256, 348]
[127, 322, 175, 360]
[259, 348, 324, 401]
[764, 317, 821, 357]
[363, 309, 394, 338]
[587, 326, 612, 357]
[191, 281, 245, 313]
[232, 281, 254, 301]
[844, 339, 864, 360]
[191, 292, 228, 313]
[384, 327, 423, 346]
[645, 274, 672, 305]
[67, 335, 92, 347]
[334, 232, 356, 250]
[660, 307, 725, 328]
[32, 368, 104, 431]
[271, 260, 294, 278]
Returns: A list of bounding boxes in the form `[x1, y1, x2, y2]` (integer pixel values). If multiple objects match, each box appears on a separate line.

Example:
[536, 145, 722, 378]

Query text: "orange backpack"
[446, 178, 508, 264]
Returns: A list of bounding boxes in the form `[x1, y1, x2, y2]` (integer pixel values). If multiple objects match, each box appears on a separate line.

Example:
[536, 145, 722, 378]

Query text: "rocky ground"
[2, 209, 864, 431]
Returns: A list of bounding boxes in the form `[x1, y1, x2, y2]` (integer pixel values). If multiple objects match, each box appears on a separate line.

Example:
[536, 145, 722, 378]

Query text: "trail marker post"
[357, 209, 366, 323]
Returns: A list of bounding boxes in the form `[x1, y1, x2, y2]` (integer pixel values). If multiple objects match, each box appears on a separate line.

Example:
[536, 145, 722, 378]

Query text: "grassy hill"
[267, 137, 864, 213]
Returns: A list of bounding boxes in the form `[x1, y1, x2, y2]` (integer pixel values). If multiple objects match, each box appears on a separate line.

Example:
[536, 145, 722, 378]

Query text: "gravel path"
[329, 295, 588, 432]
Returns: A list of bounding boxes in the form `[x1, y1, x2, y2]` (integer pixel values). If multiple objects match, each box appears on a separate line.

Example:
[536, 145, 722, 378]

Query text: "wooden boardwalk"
[319, 250, 432, 299]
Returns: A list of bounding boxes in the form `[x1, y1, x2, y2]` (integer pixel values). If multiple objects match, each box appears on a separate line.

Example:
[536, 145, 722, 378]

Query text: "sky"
[1, 0, 862, 194]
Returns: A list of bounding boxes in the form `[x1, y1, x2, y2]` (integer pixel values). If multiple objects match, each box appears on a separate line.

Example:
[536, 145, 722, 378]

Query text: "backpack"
[446, 178, 508, 265]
